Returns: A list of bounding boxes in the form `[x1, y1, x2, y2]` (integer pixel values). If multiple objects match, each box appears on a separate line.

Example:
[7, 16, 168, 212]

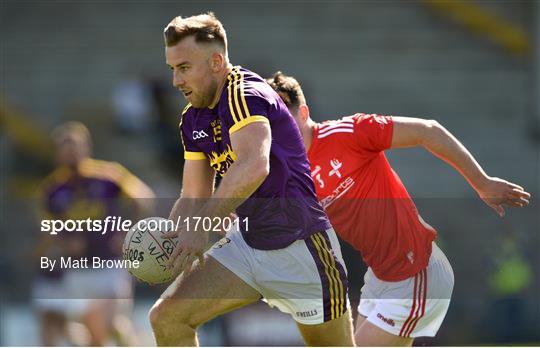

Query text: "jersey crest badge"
[329, 159, 342, 178]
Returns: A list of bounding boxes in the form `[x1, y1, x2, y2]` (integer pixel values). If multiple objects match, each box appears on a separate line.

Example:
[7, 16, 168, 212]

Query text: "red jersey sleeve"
[352, 113, 393, 152]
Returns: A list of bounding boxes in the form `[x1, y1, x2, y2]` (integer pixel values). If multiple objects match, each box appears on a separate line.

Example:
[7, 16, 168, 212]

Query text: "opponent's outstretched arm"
[390, 117, 531, 216]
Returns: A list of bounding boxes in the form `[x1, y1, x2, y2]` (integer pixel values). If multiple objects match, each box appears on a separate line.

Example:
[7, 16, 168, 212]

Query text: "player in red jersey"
[267, 72, 531, 346]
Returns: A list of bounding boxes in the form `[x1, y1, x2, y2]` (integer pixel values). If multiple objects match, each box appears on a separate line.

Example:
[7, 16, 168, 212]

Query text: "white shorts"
[358, 242, 454, 338]
[207, 228, 349, 325]
[32, 276, 68, 313]
[62, 267, 133, 316]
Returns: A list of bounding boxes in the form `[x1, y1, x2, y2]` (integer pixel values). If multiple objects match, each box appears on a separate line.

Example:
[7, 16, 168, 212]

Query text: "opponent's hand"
[161, 223, 208, 276]
[476, 177, 531, 217]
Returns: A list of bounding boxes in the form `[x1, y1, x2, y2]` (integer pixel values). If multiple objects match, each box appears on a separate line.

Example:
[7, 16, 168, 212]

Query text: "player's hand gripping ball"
[123, 217, 178, 284]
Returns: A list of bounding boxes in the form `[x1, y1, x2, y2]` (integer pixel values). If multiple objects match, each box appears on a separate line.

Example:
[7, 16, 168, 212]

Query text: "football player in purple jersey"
[149, 12, 354, 346]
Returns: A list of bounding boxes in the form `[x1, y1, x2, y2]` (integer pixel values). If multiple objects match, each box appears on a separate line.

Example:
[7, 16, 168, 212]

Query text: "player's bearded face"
[198, 72, 218, 108]
[180, 60, 217, 108]
[166, 37, 220, 108]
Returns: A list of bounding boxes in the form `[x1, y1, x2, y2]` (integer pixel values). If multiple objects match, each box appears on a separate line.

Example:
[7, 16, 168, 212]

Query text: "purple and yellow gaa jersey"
[39, 158, 149, 261]
[180, 66, 331, 250]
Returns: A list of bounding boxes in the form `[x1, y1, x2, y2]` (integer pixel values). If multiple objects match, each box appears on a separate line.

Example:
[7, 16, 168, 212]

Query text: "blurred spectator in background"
[148, 76, 185, 173]
[488, 228, 532, 343]
[112, 75, 154, 134]
[34, 121, 155, 346]
[112, 73, 184, 174]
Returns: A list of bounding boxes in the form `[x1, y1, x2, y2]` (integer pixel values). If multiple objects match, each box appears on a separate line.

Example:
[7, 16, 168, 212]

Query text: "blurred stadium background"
[1, 0, 539, 346]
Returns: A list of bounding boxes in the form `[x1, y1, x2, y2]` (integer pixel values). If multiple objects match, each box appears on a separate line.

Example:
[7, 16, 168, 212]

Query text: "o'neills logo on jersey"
[377, 313, 395, 327]
[296, 309, 318, 318]
[320, 177, 355, 208]
[193, 130, 209, 140]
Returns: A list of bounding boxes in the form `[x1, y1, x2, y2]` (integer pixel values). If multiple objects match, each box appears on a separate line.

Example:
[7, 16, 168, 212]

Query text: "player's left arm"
[200, 120, 271, 218]
[390, 116, 531, 216]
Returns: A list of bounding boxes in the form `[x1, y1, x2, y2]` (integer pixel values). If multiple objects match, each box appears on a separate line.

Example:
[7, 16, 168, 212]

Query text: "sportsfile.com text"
[40, 216, 249, 235]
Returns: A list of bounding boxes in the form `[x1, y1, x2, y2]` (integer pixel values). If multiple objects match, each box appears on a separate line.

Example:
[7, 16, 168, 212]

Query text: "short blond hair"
[163, 12, 228, 54]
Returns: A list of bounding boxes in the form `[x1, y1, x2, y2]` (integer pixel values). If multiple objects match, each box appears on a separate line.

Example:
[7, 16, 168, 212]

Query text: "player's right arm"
[168, 158, 215, 222]
[168, 105, 215, 222]
[162, 154, 216, 275]
[389, 116, 531, 216]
